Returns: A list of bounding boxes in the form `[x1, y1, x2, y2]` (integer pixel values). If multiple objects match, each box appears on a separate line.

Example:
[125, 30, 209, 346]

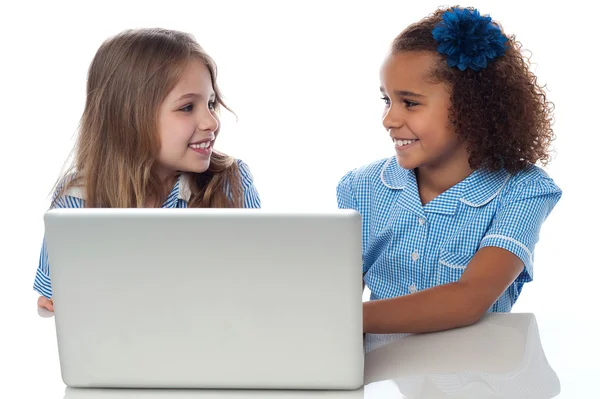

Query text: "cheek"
[430, 102, 450, 127]
[406, 112, 441, 140]
[160, 119, 195, 145]
[421, 107, 452, 141]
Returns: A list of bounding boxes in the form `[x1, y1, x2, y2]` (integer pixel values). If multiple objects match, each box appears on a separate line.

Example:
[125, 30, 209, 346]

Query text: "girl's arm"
[34, 237, 53, 310]
[363, 246, 523, 333]
[34, 190, 84, 311]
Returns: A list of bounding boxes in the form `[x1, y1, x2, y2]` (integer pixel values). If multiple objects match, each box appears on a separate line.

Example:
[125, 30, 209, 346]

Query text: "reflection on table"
[364, 313, 560, 398]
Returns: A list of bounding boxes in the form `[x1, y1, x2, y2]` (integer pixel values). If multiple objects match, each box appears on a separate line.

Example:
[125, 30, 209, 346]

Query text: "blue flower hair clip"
[432, 8, 508, 72]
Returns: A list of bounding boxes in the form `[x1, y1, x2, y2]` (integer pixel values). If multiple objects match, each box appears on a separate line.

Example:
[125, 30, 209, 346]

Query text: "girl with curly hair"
[337, 6, 562, 334]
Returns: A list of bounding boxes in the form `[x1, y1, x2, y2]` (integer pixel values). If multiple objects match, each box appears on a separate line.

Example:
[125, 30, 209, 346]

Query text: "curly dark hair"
[392, 6, 555, 173]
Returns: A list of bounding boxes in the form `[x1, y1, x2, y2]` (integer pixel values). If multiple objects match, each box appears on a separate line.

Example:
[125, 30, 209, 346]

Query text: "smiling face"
[380, 51, 470, 173]
[155, 58, 219, 180]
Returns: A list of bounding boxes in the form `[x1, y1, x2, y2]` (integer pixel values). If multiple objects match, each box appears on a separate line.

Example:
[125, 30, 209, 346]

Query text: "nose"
[197, 108, 219, 133]
[382, 105, 405, 133]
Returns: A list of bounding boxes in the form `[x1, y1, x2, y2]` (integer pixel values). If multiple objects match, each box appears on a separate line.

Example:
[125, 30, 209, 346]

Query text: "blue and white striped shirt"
[336, 157, 562, 312]
[33, 159, 261, 299]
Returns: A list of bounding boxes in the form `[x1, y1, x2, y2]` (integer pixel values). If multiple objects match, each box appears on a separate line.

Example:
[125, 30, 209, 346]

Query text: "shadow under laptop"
[64, 387, 365, 398]
[363, 313, 561, 398]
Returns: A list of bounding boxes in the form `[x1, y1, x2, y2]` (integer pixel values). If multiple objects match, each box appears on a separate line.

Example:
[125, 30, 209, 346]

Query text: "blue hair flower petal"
[432, 8, 507, 72]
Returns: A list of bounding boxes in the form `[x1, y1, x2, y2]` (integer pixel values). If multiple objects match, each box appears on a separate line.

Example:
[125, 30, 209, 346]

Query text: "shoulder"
[502, 164, 562, 200]
[336, 157, 398, 209]
[337, 157, 394, 190]
[235, 159, 258, 191]
[236, 158, 255, 180]
[234, 159, 261, 208]
[50, 172, 85, 208]
[462, 164, 561, 207]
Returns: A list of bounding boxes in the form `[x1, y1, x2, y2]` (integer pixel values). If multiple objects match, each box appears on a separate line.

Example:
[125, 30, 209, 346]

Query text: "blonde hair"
[52, 28, 243, 208]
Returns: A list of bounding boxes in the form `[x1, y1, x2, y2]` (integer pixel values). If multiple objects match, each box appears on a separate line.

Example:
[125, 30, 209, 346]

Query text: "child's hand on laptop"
[37, 296, 54, 312]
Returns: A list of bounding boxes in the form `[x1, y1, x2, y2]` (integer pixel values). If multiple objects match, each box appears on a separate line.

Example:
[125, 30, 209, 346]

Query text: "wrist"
[362, 300, 373, 333]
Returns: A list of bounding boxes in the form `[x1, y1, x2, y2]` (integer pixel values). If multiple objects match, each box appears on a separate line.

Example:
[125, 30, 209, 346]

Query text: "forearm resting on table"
[363, 281, 492, 334]
[363, 247, 525, 334]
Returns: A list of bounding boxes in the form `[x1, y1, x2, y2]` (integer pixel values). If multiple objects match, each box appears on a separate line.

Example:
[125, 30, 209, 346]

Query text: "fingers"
[37, 296, 54, 312]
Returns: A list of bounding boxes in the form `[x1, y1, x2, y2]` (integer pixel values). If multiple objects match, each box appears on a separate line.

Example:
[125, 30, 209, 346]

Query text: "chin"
[182, 161, 211, 174]
[395, 155, 421, 171]
[194, 164, 211, 174]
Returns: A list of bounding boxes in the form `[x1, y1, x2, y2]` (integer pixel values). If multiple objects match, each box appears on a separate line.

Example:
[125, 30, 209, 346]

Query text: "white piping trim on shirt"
[439, 260, 468, 269]
[459, 174, 511, 207]
[380, 157, 406, 190]
[481, 234, 533, 264]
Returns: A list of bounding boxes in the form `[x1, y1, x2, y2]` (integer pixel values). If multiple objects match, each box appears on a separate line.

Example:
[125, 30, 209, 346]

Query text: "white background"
[0, 0, 597, 397]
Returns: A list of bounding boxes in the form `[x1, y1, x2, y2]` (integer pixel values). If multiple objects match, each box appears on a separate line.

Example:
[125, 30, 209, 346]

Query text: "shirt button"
[411, 251, 419, 261]
[419, 218, 426, 225]
[409, 284, 417, 293]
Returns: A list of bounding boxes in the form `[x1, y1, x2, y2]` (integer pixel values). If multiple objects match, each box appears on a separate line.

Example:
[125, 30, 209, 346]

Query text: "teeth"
[190, 142, 210, 149]
[394, 139, 417, 147]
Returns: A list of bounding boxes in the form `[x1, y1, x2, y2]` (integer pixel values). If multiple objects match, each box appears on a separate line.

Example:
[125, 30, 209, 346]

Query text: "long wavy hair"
[52, 28, 243, 208]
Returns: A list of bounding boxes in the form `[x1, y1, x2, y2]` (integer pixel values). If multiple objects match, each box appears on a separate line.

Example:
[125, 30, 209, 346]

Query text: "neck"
[416, 153, 473, 205]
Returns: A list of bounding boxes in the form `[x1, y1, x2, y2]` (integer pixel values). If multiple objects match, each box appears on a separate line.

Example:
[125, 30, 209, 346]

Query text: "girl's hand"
[37, 296, 54, 312]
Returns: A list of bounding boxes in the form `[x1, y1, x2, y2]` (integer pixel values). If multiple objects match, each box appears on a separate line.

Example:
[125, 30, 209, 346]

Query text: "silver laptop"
[44, 208, 364, 390]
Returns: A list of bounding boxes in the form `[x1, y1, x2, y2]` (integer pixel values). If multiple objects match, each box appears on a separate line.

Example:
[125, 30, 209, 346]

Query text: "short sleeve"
[33, 238, 53, 299]
[33, 179, 84, 298]
[479, 176, 562, 283]
[336, 169, 371, 274]
[238, 159, 261, 209]
[336, 169, 357, 210]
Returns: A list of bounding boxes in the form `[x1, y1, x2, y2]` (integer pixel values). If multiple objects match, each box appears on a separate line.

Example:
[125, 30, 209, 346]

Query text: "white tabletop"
[6, 307, 592, 398]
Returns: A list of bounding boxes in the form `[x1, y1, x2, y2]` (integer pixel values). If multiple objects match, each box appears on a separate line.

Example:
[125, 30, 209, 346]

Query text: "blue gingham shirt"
[336, 157, 562, 312]
[33, 159, 261, 299]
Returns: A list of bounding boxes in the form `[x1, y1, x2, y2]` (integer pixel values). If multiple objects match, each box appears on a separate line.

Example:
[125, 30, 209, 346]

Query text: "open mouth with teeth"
[394, 138, 419, 148]
[189, 142, 211, 149]
[188, 140, 213, 155]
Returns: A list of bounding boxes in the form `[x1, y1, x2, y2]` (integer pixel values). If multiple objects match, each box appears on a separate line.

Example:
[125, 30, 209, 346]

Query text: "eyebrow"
[173, 92, 216, 103]
[379, 87, 425, 98]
